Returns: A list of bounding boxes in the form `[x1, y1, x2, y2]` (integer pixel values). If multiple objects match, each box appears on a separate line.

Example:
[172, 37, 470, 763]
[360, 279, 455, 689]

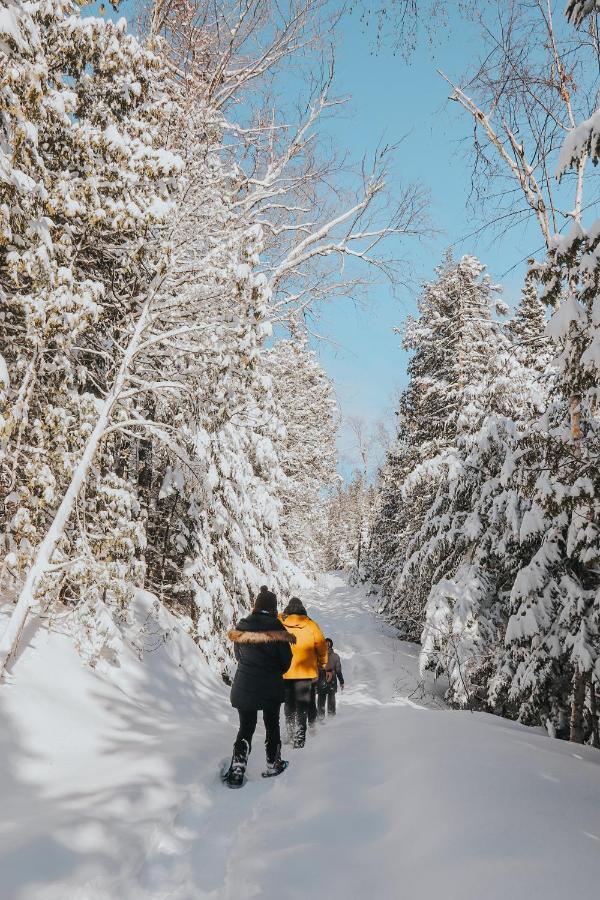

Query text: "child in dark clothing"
[316, 637, 344, 719]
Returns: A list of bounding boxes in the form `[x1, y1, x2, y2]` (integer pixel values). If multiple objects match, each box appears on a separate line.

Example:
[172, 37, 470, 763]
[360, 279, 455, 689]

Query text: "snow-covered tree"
[370, 253, 552, 709]
[370, 254, 508, 638]
[416, 269, 556, 706]
[507, 273, 550, 375]
[364, 418, 409, 593]
[0, 0, 428, 680]
[490, 196, 600, 741]
[263, 339, 338, 572]
[132, 0, 427, 669]
[150, 1, 429, 337]
[87, 72, 303, 671]
[417, 414, 532, 707]
[323, 471, 376, 574]
[434, 0, 600, 742]
[0, 1, 180, 670]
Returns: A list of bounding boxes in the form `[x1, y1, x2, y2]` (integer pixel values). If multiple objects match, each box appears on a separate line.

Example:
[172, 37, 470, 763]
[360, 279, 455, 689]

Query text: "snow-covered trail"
[2, 574, 600, 899]
[222, 575, 600, 899]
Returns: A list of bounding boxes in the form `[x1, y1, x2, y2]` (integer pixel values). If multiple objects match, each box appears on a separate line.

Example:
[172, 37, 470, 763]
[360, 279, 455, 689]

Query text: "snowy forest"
[365, 0, 600, 746]
[3, 1, 600, 898]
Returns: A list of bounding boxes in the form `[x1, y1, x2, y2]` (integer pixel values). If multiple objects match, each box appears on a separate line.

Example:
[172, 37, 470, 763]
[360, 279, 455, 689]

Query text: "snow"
[546, 293, 586, 342]
[2, 575, 600, 899]
[566, 1, 600, 26]
[27, 217, 54, 252]
[159, 466, 185, 499]
[548, 221, 584, 254]
[557, 107, 600, 176]
[0, 8, 26, 50]
[0, 351, 9, 389]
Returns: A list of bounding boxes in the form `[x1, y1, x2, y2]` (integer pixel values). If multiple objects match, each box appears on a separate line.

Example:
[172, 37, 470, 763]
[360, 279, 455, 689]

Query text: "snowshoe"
[221, 739, 249, 789]
[220, 760, 247, 789]
[262, 759, 289, 779]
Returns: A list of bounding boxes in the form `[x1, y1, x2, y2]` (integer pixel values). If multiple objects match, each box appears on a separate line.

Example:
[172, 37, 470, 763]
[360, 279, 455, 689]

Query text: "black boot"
[283, 715, 295, 745]
[293, 722, 306, 749]
[263, 742, 289, 778]
[224, 738, 249, 788]
[293, 706, 308, 748]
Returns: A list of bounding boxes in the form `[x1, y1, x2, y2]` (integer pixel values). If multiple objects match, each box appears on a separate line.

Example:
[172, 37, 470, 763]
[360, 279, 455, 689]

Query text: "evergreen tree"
[417, 269, 554, 706]
[121, 95, 304, 671]
[491, 200, 600, 741]
[507, 273, 549, 372]
[364, 417, 409, 593]
[370, 253, 508, 639]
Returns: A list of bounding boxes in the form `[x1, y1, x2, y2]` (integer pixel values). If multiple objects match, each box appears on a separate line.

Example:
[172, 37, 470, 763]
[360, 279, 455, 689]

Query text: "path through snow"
[2, 574, 600, 899]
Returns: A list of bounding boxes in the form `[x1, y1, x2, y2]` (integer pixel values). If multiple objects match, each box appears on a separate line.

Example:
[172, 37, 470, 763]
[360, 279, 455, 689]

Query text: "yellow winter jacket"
[280, 614, 328, 680]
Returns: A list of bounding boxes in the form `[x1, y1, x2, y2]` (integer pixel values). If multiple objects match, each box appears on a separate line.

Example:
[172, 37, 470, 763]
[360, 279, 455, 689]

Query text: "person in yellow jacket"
[280, 597, 328, 748]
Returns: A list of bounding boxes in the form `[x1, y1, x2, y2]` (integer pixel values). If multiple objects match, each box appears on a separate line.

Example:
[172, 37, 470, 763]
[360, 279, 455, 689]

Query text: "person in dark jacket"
[316, 637, 345, 719]
[223, 586, 295, 788]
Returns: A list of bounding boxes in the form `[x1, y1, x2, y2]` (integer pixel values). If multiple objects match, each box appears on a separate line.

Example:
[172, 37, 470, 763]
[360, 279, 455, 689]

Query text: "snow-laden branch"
[566, 1, 600, 26]
[0, 265, 170, 678]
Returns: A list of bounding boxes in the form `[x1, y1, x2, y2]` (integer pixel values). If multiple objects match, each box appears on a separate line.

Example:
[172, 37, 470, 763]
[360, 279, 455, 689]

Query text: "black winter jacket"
[229, 612, 295, 710]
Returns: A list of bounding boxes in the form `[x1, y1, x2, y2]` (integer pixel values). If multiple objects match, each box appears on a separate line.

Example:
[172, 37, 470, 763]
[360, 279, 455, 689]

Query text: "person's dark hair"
[282, 597, 307, 617]
[253, 585, 277, 614]
[325, 637, 333, 649]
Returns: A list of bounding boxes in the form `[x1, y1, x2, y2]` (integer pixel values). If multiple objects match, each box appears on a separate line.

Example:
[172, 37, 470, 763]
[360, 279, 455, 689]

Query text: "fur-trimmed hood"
[228, 629, 296, 645]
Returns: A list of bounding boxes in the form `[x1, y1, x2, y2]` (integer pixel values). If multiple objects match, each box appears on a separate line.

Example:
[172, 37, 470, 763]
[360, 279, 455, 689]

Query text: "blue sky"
[313, 7, 542, 469]
[88, 1, 541, 472]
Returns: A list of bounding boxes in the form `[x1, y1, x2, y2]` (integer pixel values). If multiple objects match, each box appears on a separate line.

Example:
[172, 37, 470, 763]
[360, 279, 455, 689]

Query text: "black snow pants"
[235, 704, 281, 763]
[317, 685, 336, 718]
[284, 679, 316, 744]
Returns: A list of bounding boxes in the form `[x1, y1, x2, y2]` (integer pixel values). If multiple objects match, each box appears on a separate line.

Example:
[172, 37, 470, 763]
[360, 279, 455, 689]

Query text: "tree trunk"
[158, 491, 180, 601]
[0, 277, 163, 679]
[569, 667, 586, 743]
[137, 398, 156, 511]
[0, 399, 117, 677]
[570, 393, 582, 442]
[589, 676, 600, 749]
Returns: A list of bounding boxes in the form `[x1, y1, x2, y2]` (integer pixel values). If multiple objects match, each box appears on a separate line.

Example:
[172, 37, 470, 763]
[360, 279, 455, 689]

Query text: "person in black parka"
[224, 586, 296, 788]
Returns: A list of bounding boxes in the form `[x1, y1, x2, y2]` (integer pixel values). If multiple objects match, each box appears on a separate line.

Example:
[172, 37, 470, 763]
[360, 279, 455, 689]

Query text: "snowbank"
[0, 593, 230, 900]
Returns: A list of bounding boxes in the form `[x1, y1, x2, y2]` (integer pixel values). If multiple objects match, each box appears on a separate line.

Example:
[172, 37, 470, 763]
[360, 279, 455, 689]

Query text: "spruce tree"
[370, 253, 507, 639]
[507, 273, 549, 373]
[492, 224, 600, 740]
[417, 269, 552, 706]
